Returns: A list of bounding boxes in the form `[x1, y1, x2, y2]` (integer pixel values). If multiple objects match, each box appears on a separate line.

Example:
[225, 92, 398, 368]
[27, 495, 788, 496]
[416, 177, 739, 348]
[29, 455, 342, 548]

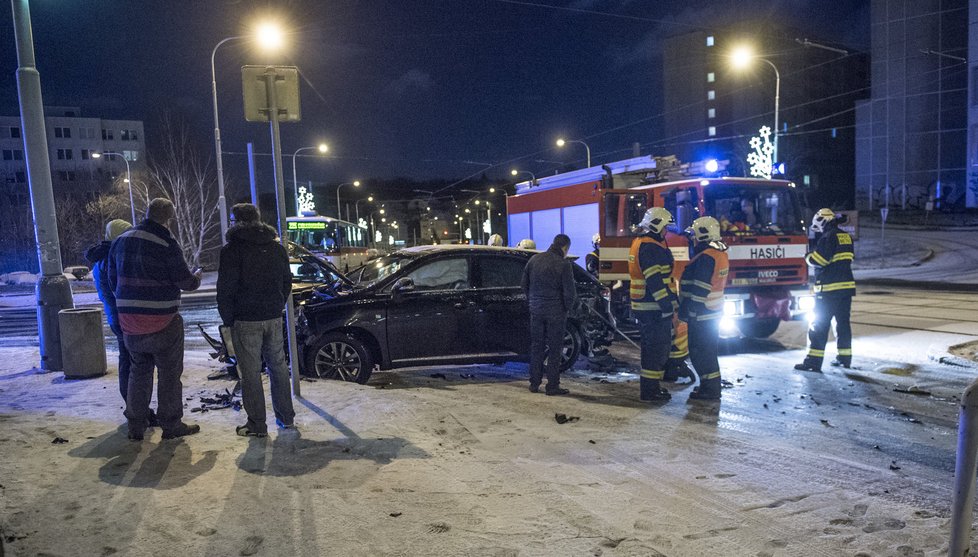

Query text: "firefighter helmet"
[487, 233, 503, 246]
[637, 207, 673, 235]
[810, 208, 836, 233]
[517, 238, 537, 249]
[592, 233, 600, 250]
[687, 216, 721, 243]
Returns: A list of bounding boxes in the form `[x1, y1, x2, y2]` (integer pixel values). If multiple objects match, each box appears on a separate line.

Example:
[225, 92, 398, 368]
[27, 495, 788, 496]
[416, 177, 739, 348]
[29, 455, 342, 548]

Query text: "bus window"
[604, 192, 649, 237]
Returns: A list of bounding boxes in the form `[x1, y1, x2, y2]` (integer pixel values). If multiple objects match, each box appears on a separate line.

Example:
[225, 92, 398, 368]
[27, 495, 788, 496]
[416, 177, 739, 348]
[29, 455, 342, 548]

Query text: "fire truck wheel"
[559, 324, 583, 372]
[306, 333, 375, 384]
[737, 317, 781, 339]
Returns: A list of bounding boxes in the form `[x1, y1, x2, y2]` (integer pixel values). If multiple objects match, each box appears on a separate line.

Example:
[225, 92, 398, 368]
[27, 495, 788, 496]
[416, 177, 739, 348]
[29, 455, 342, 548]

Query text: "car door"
[385, 255, 482, 363]
[473, 254, 531, 355]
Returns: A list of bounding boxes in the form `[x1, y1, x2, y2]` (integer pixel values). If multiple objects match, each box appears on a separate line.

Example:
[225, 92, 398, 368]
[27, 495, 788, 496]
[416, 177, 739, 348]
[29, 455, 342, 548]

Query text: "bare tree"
[147, 115, 221, 268]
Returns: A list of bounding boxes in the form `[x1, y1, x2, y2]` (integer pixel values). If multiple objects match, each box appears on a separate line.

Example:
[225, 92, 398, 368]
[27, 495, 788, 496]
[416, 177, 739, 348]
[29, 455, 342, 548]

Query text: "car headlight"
[720, 316, 737, 333]
[723, 299, 743, 316]
[798, 295, 816, 312]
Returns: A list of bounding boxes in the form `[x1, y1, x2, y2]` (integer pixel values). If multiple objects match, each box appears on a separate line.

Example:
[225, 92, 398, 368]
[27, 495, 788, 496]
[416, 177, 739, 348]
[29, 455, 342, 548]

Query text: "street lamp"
[290, 143, 328, 215]
[336, 180, 361, 220]
[211, 21, 285, 242]
[510, 169, 536, 186]
[354, 194, 374, 223]
[730, 45, 781, 163]
[92, 152, 135, 224]
[556, 138, 591, 168]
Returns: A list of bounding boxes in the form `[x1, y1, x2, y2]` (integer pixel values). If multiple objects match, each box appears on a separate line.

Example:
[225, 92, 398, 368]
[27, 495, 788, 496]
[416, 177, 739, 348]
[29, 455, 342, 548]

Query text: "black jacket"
[521, 245, 578, 316]
[806, 223, 855, 297]
[217, 222, 293, 325]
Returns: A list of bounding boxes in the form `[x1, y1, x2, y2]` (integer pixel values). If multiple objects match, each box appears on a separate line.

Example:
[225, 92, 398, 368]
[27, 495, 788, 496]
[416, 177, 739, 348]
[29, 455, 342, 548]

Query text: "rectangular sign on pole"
[242, 65, 301, 123]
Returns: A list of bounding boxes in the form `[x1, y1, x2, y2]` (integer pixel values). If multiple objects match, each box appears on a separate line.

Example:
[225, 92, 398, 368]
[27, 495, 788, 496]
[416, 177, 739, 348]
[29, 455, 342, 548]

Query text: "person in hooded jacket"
[217, 203, 296, 437]
[86, 218, 159, 422]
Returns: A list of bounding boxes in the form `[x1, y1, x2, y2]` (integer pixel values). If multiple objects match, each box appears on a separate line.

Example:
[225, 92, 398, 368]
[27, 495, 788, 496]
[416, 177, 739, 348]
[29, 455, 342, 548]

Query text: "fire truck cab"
[506, 155, 815, 338]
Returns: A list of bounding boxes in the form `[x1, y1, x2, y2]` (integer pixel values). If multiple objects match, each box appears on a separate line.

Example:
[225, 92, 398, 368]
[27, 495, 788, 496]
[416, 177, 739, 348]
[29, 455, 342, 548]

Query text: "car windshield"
[357, 254, 415, 286]
[704, 183, 804, 235]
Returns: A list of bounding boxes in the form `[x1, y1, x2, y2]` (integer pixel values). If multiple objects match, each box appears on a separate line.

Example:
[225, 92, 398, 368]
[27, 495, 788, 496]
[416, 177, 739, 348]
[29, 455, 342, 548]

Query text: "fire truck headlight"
[720, 317, 737, 334]
[798, 295, 816, 312]
[723, 300, 743, 316]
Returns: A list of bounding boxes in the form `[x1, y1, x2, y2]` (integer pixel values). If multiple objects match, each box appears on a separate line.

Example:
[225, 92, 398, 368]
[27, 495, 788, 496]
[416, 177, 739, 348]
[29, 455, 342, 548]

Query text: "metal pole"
[211, 36, 242, 246]
[13, 0, 73, 371]
[335, 183, 345, 220]
[263, 69, 301, 399]
[247, 142, 258, 205]
[123, 157, 134, 224]
[950, 378, 978, 556]
[762, 58, 781, 164]
[290, 147, 301, 215]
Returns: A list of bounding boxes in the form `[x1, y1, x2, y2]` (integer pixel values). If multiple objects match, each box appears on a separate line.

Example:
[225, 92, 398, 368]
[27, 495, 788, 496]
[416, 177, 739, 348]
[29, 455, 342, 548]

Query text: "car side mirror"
[392, 277, 415, 293]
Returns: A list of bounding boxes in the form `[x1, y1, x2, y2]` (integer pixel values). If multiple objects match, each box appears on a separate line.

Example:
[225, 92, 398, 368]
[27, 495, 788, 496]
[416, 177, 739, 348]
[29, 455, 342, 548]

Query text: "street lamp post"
[210, 23, 284, 244]
[290, 143, 328, 215]
[335, 181, 360, 220]
[510, 169, 536, 186]
[731, 46, 781, 163]
[556, 138, 591, 168]
[355, 195, 374, 223]
[92, 152, 135, 224]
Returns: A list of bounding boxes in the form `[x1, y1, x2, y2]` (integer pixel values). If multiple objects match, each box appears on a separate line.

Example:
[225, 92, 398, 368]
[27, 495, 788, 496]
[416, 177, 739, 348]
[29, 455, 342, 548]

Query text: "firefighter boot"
[830, 356, 852, 369]
[640, 377, 672, 402]
[688, 380, 722, 402]
[794, 357, 823, 373]
[663, 360, 695, 383]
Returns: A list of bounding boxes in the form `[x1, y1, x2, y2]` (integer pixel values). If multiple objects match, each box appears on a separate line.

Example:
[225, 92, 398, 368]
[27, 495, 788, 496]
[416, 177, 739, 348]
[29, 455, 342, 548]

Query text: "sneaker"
[236, 425, 268, 438]
[794, 362, 822, 373]
[688, 386, 721, 401]
[545, 387, 570, 396]
[162, 423, 201, 440]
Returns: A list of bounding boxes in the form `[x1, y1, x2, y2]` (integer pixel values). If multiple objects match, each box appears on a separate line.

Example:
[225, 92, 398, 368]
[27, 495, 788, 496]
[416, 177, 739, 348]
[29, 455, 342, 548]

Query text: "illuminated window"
[706, 36, 714, 47]
[708, 108, 716, 119]
[707, 72, 715, 82]
[707, 90, 715, 100]
[708, 126, 717, 137]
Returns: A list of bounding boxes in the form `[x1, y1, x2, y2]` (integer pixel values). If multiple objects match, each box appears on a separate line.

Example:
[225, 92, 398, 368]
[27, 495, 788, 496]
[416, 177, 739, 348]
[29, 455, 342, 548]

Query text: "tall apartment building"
[855, 0, 972, 210]
[662, 27, 868, 208]
[0, 106, 145, 199]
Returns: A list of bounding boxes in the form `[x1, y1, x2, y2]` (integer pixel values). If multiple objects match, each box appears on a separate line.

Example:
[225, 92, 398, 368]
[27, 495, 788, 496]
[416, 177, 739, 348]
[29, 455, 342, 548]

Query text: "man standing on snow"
[217, 203, 296, 437]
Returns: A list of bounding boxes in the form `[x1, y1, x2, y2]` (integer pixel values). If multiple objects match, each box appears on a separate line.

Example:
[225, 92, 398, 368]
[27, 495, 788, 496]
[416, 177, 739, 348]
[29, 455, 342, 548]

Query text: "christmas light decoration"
[747, 126, 775, 180]
[297, 185, 316, 213]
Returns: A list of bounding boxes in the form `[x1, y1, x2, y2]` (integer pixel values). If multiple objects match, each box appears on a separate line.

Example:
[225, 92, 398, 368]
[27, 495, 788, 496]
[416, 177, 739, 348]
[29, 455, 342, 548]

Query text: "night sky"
[1, 0, 869, 189]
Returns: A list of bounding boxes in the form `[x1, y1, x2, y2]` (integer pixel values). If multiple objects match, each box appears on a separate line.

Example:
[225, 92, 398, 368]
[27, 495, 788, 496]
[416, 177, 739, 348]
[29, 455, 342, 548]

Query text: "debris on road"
[389, 512, 402, 517]
[191, 388, 242, 413]
[890, 461, 901, 471]
[820, 419, 833, 427]
[554, 413, 580, 424]
[893, 386, 931, 396]
[51, 437, 68, 444]
[720, 379, 735, 389]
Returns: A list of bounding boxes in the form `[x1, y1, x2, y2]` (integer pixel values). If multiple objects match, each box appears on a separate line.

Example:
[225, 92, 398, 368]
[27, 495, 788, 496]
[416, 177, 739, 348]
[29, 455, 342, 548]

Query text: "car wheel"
[305, 333, 374, 384]
[559, 324, 583, 372]
[737, 317, 781, 339]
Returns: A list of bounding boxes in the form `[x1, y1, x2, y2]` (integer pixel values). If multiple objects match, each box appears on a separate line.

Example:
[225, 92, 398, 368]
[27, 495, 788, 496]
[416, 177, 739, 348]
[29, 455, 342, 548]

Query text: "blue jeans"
[232, 318, 295, 434]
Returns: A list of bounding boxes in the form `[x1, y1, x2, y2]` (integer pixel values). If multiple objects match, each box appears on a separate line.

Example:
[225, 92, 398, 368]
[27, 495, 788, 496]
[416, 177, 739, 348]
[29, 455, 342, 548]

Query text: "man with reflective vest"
[628, 207, 677, 402]
[795, 208, 855, 372]
[585, 233, 600, 277]
[678, 217, 730, 401]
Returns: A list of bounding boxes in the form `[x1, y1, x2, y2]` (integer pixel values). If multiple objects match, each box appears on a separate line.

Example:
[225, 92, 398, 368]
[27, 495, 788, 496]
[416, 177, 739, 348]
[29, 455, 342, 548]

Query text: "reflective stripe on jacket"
[679, 244, 729, 321]
[628, 235, 676, 315]
[806, 224, 855, 296]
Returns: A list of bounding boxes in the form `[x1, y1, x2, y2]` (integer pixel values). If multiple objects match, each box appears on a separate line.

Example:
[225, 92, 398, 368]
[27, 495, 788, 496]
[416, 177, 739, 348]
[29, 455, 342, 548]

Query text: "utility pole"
[12, 0, 73, 371]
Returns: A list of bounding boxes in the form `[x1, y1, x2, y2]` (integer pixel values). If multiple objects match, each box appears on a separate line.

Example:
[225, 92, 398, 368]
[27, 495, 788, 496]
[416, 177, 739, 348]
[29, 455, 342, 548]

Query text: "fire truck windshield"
[705, 184, 803, 236]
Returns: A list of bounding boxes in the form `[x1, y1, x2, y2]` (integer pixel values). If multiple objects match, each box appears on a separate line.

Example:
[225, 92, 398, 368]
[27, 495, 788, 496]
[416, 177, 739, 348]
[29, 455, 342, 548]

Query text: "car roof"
[397, 244, 537, 256]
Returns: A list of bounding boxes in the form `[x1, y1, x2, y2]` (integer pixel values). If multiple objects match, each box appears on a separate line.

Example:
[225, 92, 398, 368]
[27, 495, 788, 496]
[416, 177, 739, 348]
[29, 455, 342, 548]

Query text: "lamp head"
[510, 169, 518, 176]
[556, 138, 566, 147]
[353, 180, 361, 187]
[731, 45, 754, 69]
[368, 195, 374, 202]
[92, 152, 102, 159]
[489, 187, 496, 193]
[317, 143, 329, 153]
[256, 21, 284, 51]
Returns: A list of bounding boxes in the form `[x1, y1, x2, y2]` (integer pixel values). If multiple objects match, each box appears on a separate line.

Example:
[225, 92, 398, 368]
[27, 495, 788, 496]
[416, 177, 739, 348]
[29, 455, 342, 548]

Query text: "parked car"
[296, 245, 615, 384]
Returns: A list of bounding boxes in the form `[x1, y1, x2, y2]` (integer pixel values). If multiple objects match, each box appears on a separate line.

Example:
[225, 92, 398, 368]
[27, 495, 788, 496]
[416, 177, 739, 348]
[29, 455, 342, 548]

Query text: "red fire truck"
[506, 155, 815, 338]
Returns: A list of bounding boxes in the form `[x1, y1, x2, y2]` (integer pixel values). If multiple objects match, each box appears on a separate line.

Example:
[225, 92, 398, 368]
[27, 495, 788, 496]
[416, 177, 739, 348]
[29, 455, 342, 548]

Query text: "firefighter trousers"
[637, 311, 672, 380]
[807, 294, 853, 363]
[668, 317, 689, 364]
[688, 318, 721, 385]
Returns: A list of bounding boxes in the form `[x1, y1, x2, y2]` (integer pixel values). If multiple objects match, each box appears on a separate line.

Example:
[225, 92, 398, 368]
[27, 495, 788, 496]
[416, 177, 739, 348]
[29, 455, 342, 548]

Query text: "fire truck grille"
[728, 266, 802, 286]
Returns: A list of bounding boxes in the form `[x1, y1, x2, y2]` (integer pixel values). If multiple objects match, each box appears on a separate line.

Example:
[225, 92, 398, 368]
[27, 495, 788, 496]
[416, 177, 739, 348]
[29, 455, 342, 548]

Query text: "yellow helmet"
[810, 208, 836, 233]
[687, 216, 721, 243]
[517, 238, 537, 249]
[487, 233, 503, 246]
[637, 207, 673, 235]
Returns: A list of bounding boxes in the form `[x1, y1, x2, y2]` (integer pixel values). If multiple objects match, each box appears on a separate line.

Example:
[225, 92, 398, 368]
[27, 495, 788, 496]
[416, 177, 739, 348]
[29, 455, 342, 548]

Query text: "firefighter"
[628, 207, 677, 402]
[664, 319, 691, 381]
[678, 216, 730, 401]
[488, 233, 504, 246]
[585, 233, 600, 277]
[795, 208, 855, 372]
[517, 238, 537, 250]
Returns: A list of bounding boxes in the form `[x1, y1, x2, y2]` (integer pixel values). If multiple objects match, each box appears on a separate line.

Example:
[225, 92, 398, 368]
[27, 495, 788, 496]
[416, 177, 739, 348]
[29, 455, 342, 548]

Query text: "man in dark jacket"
[217, 203, 296, 437]
[108, 199, 202, 441]
[521, 234, 577, 396]
[85, 218, 156, 420]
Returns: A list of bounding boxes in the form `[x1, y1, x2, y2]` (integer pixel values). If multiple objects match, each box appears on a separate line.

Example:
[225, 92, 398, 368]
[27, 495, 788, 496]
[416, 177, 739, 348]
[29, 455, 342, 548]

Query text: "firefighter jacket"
[806, 223, 855, 296]
[628, 234, 677, 316]
[679, 242, 730, 321]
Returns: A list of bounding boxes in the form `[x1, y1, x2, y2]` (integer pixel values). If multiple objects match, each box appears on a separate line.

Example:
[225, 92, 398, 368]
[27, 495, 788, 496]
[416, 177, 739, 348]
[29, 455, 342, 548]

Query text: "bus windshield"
[704, 184, 804, 236]
[287, 218, 369, 254]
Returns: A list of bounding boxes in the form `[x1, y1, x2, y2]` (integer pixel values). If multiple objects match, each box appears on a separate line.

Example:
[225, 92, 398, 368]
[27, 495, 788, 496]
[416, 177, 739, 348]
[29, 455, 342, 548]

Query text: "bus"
[285, 214, 371, 272]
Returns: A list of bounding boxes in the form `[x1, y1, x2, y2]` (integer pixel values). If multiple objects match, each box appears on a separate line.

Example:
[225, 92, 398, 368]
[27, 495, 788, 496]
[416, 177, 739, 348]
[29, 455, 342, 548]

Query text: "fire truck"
[506, 155, 815, 338]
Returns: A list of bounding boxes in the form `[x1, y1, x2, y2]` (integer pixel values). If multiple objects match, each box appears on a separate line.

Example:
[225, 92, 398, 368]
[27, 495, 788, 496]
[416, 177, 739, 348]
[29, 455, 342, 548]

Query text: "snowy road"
[1, 285, 977, 555]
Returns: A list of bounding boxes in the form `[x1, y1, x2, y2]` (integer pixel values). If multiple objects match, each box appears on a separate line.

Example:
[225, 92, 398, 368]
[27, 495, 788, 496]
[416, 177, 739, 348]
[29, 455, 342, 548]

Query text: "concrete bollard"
[58, 308, 107, 379]
[949, 378, 978, 556]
